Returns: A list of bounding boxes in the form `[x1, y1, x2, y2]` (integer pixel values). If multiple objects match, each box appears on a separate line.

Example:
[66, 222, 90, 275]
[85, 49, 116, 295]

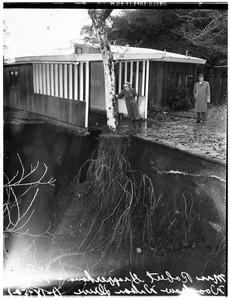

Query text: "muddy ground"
[120, 104, 227, 163]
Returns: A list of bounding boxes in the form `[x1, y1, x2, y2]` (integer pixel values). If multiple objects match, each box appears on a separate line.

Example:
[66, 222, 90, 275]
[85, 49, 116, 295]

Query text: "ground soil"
[3, 108, 226, 296]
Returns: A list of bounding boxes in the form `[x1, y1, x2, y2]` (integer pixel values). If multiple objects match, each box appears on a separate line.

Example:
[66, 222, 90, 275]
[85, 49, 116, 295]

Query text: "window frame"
[9, 69, 19, 89]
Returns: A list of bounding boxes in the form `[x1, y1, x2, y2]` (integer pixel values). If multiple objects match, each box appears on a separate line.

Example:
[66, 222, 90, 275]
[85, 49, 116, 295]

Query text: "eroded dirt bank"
[3, 122, 226, 296]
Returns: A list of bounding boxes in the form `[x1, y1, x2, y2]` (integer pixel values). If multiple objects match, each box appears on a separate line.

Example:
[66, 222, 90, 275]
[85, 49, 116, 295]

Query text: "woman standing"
[117, 82, 141, 130]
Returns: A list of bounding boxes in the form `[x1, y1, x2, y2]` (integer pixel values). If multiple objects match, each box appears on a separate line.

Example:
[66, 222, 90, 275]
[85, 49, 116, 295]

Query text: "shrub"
[167, 89, 193, 111]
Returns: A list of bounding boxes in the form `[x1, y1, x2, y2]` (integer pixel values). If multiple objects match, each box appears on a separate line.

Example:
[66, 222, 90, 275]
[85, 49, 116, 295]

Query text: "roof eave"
[115, 53, 206, 64]
[154, 57, 206, 64]
[5, 53, 206, 65]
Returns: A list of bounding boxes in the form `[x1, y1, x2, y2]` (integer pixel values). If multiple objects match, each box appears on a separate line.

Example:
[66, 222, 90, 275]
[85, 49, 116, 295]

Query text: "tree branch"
[100, 9, 113, 22]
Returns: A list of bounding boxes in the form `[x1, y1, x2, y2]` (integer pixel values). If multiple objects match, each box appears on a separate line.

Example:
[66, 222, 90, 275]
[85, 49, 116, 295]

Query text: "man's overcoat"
[193, 81, 211, 112]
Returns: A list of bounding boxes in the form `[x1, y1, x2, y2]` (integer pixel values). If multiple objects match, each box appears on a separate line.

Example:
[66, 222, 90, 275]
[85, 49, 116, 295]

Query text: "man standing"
[118, 82, 141, 131]
[193, 73, 211, 124]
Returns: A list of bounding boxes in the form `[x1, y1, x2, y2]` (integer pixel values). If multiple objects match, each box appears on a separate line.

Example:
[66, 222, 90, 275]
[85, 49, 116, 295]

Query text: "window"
[186, 75, 194, 93]
[9, 70, 19, 88]
[75, 47, 83, 54]
[176, 72, 184, 89]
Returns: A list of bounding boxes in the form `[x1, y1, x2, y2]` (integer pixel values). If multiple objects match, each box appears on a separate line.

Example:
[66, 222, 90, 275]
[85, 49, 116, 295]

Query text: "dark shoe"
[195, 120, 201, 123]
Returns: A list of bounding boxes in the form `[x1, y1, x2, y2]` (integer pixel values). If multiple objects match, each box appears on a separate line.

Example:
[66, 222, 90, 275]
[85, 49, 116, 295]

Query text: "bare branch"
[4, 154, 56, 189]
[4, 154, 56, 276]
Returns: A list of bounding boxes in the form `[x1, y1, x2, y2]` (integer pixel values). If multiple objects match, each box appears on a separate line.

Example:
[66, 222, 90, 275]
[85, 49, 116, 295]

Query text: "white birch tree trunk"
[88, 9, 117, 131]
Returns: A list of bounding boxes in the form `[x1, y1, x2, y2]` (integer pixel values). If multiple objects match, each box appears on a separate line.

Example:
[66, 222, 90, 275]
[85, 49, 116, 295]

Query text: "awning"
[4, 45, 206, 65]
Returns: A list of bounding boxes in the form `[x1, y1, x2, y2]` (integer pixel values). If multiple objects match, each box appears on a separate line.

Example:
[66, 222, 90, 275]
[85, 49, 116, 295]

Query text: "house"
[3, 44, 206, 129]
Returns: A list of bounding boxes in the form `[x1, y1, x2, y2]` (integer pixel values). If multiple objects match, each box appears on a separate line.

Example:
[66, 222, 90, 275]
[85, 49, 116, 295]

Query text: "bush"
[167, 89, 193, 111]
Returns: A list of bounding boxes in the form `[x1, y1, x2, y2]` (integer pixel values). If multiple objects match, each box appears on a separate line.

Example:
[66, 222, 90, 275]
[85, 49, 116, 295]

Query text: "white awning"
[4, 45, 206, 65]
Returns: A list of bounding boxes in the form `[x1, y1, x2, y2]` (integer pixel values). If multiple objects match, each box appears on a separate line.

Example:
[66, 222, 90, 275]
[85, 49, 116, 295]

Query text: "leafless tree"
[170, 9, 227, 46]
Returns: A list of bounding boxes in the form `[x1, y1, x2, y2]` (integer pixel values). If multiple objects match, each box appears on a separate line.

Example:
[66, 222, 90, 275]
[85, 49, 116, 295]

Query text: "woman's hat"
[198, 73, 204, 78]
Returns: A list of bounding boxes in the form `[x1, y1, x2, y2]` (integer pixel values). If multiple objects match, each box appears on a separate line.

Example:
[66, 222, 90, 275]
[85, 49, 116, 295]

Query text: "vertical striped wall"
[33, 62, 88, 102]
[33, 59, 150, 122]
[116, 60, 149, 98]
[33, 62, 89, 127]
[33, 60, 149, 100]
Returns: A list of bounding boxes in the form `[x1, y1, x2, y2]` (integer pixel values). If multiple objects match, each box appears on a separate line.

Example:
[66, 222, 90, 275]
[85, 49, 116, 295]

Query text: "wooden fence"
[209, 77, 227, 105]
